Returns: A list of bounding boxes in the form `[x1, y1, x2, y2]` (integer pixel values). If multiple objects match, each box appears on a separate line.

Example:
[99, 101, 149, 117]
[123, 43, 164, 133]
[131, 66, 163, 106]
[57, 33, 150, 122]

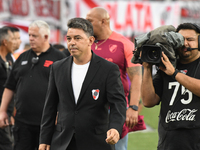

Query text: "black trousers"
[13, 120, 40, 150]
[0, 127, 12, 150]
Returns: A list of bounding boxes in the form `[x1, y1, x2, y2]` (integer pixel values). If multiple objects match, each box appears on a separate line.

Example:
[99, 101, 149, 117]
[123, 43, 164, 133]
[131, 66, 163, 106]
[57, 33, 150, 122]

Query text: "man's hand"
[159, 52, 175, 76]
[126, 108, 138, 129]
[39, 144, 50, 150]
[106, 128, 120, 145]
[0, 111, 9, 128]
[142, 61, 153, 69]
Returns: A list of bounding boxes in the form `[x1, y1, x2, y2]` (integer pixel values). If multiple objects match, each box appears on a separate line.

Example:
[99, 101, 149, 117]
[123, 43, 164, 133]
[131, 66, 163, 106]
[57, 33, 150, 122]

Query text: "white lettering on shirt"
[165, 109, 197, 123]
[21, 61, 28, 65]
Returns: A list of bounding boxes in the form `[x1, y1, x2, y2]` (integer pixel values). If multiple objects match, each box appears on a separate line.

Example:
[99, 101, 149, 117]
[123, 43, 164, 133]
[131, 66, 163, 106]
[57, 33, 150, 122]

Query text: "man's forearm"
[127, 66, 142, 106]
[175, 72, 200, 97]
[142, 67, 159, 107]
[0, 88, 14, 112]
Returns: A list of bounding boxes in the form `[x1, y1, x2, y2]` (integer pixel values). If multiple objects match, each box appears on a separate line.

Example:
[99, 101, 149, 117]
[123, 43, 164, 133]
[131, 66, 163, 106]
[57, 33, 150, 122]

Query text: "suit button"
[75, 111, 78, 115]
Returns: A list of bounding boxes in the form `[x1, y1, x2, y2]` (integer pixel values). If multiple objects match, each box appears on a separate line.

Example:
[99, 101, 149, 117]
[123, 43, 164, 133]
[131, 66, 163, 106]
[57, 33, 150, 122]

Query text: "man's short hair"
[29, 20, 50, 39]
[10, 26, 20, 32]
[67, 18, 93, 37]
[0, 28, 11, 46]
[53, 44, 65, 50]
[176, 23, 200, 34]
[2, 26, 20, 33]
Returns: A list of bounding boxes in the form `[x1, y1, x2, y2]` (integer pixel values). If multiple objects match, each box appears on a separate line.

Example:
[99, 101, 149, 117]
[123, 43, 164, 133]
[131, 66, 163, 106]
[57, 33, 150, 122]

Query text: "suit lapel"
[77, 52, 101, 105]
[65, 56, 76, 104]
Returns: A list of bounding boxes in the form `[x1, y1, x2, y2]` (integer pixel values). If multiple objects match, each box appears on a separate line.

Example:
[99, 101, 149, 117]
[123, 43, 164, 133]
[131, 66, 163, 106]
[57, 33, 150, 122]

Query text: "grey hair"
[0, 28, 11, 46]
[29, 20, 50, 40]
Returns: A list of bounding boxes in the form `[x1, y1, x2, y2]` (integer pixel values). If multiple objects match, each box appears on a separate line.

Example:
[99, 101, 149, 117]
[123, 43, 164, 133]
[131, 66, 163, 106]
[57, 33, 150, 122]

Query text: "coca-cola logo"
[165, 109, 197, 123]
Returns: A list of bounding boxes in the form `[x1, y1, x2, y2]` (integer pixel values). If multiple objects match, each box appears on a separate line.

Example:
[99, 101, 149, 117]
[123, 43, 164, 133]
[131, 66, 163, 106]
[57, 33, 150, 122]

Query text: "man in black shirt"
[4, 26, 22, 126]
[142, 23, 200, 150]
[0, 27, 15, 150]
[0, 20, 65, 150]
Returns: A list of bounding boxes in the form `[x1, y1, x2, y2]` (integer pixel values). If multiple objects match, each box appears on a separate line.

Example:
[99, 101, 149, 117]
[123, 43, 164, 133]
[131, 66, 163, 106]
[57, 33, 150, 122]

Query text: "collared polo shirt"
[5, 45, 65, 125]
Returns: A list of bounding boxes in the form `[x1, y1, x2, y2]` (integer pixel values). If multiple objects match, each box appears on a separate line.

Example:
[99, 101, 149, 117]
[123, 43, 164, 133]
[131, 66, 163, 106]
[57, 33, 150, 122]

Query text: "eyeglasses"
[32, 57, 39, 65]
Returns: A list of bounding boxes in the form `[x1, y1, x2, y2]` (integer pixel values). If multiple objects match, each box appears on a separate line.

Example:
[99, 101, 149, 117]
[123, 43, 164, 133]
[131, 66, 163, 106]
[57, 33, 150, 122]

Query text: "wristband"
[171, 69, 179, 80]
[129, 105, 138, 111]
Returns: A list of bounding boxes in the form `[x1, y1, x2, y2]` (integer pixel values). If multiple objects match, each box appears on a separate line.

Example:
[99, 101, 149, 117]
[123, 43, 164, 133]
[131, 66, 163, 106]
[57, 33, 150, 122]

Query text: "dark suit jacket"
[39, 52, 126, 150]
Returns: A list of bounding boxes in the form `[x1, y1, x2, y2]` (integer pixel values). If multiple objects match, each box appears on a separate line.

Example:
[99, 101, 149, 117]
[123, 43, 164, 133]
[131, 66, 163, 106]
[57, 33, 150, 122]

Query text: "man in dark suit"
[39, 18, 126, 150]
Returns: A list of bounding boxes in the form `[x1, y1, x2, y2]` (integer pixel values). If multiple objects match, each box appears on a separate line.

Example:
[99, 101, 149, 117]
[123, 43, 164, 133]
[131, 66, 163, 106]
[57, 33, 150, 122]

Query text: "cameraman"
[142, 23, 200, 150]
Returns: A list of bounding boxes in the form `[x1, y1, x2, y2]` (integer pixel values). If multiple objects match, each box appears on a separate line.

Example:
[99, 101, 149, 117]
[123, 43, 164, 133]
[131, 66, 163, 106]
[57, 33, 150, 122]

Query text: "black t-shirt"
[0, 56, 14, 116]
[153, 57, 200, 130]
[5, 53, 15, 116]
[0, 57, 8, 100]
[5, 45, 65, 125]
[6, 53, 14, 68]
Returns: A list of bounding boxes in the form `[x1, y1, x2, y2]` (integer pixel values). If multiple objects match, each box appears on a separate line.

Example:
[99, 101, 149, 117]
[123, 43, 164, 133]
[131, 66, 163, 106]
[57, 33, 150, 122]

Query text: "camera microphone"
[187, 47, 198, 51]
